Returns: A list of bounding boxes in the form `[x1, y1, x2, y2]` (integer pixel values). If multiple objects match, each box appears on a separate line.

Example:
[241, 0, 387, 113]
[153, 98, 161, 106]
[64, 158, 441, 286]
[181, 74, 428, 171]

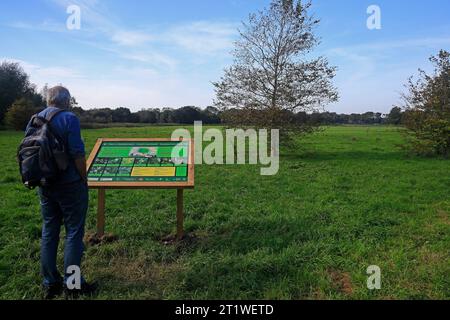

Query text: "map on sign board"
[86, 139, 194, 188]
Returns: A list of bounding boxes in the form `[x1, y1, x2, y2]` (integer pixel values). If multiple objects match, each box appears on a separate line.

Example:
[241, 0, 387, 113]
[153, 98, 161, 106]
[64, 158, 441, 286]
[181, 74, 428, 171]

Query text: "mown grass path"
[0, 126, 448, 299]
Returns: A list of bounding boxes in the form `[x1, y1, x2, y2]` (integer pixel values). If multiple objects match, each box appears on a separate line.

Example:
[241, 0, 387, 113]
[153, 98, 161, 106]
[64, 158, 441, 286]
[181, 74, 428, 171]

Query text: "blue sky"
[0, 0, 449, 113]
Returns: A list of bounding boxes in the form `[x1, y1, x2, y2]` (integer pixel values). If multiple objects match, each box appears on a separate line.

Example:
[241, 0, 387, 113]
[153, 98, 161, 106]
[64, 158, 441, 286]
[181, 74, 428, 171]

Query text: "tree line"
[70, 106, 405, 126]
[70, 105, 221, 125]
[0, 61, 405, 129]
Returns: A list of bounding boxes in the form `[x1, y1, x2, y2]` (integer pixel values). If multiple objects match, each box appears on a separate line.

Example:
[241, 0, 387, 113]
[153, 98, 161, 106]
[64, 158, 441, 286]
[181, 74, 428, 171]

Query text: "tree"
[203, 106, 221, 124]
[136, 109, 160, 123]
[111, 107, 131, 122]
[87, 108, 113, 123]
[349, 113, 362, 124]
[160, 108, 174, 123]
[71, 106, 85, 118]
[374, 112, 383, 124]
[4, 98, 42, 130]
[400, 50, 450, 157]
[387, 107, 403, 125]
[362, 112, 375, 124]
[0, 61, 34, 123]
[213, 0, 338, 139]
[128, 112, 140, 123]
[172, 106, 203, 124]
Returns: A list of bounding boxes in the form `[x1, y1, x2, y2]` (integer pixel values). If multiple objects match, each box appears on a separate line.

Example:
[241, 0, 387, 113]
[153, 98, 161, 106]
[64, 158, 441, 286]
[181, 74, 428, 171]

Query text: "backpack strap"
[45, 108, 65, 123]
[30, 114, 46, 127]
[32, 108, 65, 126]
[29, 108, 66, 145]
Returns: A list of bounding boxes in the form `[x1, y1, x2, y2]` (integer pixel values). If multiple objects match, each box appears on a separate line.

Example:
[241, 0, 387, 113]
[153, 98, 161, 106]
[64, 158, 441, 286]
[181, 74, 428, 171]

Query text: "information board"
[86, 138, 194, 189]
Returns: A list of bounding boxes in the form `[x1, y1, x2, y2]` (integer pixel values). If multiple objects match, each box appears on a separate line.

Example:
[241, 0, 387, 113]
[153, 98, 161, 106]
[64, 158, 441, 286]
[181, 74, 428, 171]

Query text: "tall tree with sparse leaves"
[214, 0, 338, 139]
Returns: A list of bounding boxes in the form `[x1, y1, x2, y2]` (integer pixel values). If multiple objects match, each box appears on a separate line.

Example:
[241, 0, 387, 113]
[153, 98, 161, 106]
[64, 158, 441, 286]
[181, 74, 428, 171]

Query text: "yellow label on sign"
[131, 167, 176, 177]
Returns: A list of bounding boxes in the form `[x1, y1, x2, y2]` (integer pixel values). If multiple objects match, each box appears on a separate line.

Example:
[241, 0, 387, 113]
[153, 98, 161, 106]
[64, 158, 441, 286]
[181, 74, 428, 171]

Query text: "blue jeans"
[38, 180, 89, 287]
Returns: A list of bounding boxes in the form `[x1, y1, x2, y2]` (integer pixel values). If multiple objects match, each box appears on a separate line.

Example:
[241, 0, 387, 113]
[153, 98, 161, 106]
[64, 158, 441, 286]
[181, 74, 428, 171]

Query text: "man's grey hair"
[47, 86, 71, 109]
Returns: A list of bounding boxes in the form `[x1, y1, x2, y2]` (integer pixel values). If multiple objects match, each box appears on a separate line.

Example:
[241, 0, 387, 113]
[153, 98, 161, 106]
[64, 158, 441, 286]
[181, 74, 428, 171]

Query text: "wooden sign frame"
[86, 138, 195, 240]
[86, 138, 194, 189]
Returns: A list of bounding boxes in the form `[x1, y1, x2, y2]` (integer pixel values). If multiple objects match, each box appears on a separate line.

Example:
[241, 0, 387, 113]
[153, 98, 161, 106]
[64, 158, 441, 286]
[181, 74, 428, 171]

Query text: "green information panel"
[87, 140, 190, 183]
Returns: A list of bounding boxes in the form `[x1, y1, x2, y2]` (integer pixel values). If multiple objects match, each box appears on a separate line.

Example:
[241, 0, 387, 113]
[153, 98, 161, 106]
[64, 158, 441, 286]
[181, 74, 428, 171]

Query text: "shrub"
[400, 50, 450, 157]
[4, 98, 41, 131]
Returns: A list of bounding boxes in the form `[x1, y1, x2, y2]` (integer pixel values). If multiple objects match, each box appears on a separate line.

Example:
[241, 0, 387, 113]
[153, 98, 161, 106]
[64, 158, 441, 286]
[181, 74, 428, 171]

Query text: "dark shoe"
[64, 281, 98, 299]
[43, 282, 63, 300]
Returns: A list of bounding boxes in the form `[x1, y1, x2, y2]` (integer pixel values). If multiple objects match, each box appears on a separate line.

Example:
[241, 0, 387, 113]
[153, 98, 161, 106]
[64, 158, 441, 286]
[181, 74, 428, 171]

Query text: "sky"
[0, 0, 449, 114]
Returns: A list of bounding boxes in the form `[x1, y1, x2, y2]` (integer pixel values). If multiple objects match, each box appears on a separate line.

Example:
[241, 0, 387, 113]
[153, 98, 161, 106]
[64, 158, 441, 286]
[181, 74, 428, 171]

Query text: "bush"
[4, 98, 41, 131]
[0, 62, 31, 123]
[401, 50, 450, 157]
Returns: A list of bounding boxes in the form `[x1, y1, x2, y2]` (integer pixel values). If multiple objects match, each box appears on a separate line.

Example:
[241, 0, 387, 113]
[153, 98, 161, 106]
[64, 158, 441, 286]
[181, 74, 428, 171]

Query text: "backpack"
[17, 109, 70, 189]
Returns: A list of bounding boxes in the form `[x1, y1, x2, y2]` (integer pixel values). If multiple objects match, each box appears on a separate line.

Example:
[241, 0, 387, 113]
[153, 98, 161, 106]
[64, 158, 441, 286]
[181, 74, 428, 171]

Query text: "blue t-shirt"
[25, 106, 85, 185]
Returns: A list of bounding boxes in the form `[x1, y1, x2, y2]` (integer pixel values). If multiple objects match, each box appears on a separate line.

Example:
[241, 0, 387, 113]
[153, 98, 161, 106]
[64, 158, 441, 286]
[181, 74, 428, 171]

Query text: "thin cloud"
[165, 21, 238, 55]
[1, 58, 82, 80]
[120, 52, 178, 70]
[51, 0, 238, 54]
[328, 36, 450, 54]
[9, 0, 239, 70]
[7, 20, 67, 33]
[111, 30, 154, 46]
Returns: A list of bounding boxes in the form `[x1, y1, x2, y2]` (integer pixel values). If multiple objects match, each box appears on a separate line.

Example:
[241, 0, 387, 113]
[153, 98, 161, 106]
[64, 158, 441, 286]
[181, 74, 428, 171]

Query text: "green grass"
[0, 125, 449, 299]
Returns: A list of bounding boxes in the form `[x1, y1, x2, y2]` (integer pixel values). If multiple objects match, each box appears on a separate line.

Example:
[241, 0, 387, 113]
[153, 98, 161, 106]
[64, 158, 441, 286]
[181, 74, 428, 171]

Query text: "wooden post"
[176, 188, 184, 240]
[97, 188, 106, 237]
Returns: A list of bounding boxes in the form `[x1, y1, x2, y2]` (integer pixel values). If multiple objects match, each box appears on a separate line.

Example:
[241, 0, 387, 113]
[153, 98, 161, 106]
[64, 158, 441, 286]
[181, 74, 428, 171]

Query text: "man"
[25, 86, 96, 299]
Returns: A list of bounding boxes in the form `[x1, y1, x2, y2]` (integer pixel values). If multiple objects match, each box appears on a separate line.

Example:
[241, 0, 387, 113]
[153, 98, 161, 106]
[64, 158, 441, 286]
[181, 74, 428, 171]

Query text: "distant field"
[0, 126, 448, 299]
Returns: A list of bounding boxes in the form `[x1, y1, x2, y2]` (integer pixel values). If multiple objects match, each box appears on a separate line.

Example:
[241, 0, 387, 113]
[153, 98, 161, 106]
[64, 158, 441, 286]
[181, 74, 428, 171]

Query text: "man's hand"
[74, 156, 87, 182]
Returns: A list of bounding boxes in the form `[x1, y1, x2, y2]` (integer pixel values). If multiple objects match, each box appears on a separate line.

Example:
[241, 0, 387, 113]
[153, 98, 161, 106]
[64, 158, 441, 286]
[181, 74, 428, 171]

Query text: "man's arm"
[66, 114, 87, 182]
[74, 156, 87, 182]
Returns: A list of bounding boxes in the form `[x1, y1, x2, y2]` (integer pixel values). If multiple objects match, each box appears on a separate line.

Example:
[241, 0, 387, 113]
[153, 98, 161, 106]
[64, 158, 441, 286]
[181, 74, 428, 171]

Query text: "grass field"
[0, 125, 448, 300]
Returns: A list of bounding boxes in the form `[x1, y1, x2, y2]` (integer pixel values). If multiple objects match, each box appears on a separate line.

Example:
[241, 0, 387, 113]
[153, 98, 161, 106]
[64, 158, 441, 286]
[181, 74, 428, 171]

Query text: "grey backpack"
[17, 109, 69, 189]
